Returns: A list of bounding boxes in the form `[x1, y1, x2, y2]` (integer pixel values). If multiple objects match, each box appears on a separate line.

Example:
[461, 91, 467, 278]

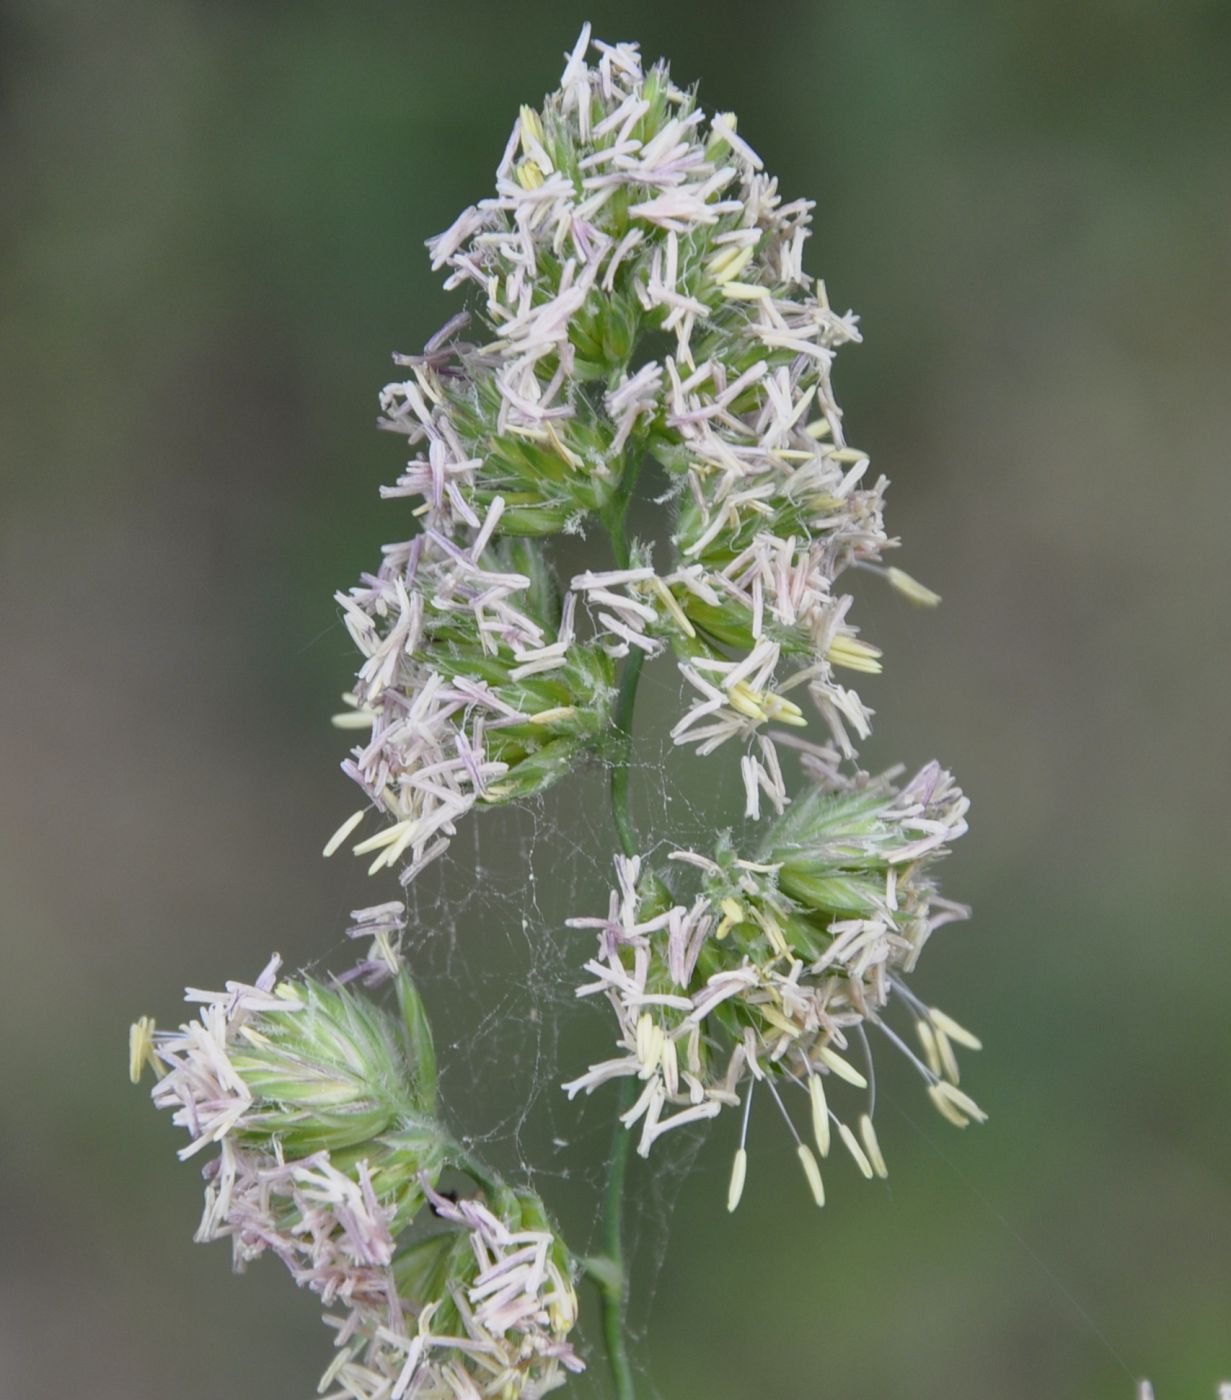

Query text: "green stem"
[447, 1139, 503, 1200]
[603, 463, 645, 865]
[609, 650, 645, 862]
[600, 1078, 637, 1400]
[594, 474, 644, 1400]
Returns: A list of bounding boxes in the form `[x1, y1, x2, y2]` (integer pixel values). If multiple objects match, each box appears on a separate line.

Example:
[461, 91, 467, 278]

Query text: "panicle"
[133, 26, 983, 1396]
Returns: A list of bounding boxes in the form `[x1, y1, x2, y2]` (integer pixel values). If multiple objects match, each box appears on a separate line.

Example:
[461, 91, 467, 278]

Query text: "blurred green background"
[3, 1, 1229, 1397]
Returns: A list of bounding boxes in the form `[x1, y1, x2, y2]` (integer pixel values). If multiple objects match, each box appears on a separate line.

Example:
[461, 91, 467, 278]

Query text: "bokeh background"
[3, 2, 1229, 1397]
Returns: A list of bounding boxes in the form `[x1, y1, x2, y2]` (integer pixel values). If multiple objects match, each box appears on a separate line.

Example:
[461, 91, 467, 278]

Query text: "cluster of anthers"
[327, 23, 941, 883]
[131, 933, 582, 1400]
[566, 752, 980, 1206]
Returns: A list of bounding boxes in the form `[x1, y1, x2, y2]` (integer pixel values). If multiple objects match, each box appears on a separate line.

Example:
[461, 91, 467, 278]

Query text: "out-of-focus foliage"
[2, 2, 1228, 1397]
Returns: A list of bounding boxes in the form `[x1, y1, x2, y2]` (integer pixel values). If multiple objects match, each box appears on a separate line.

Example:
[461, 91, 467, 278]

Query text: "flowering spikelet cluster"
[330, 24, 937, 876]
[565, 755, 980, 1204]
[134, 941, 581, 1399]
[330, 522, 617, 882]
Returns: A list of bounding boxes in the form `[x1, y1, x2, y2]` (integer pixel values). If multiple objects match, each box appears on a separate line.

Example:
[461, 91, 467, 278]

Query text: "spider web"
[312, 641, 744, 1397]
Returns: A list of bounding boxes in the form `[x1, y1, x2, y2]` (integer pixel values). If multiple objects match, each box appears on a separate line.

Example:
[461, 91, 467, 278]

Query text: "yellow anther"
[934, 1026, 961, 1084]
[797, 1143, 826, 1207]
[726, 681, 804, 726]
[128, 1017, 160, 1084]
[503, 422, 550, 442]
[411, 365, 443, 406]
[352, 818, 417, 857]
[839, 1120, 875, 1179]
[635, 1013, 663, 1074]
[518, 104, 545, 151]
[728, 682, 768, 722]
[548, 1281, 578, 1333]
[929, 1006, 982, 1050]
[707, 244, 755, 284]
[323, 808, 366, 858]
[928, 1080, 988, 1128]
[916, 1018, 943, 1077]
[760, 691, 806, 724]
[546, 421, 583, 468]
[727, 1147, 748, 1212]
[721, 281, 769, 301]
[809, 1074, 830, 1157]
[827, 634, 884, 674]
[528, 706, 576, 725]
[928, 1082, 969, 1127]
[859, 1114, 889, 1178]
[636, 1012, 652, 1064]
[516, 160, 545, 190]
[369, 821, 417, 874]
[751, 905, 791, 959]
[331, 709, 377, 729]
[757, 1005, 799, 1038]
[818, 1044, 868, 1089]
[318, 1346, 356, 1392]
[373, 930, 400, 975]
[886, 566, 942, 607]
[661, 1036, 680, 1097]
[716, 896, 744, 939]
[648, 576, 695, 638]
